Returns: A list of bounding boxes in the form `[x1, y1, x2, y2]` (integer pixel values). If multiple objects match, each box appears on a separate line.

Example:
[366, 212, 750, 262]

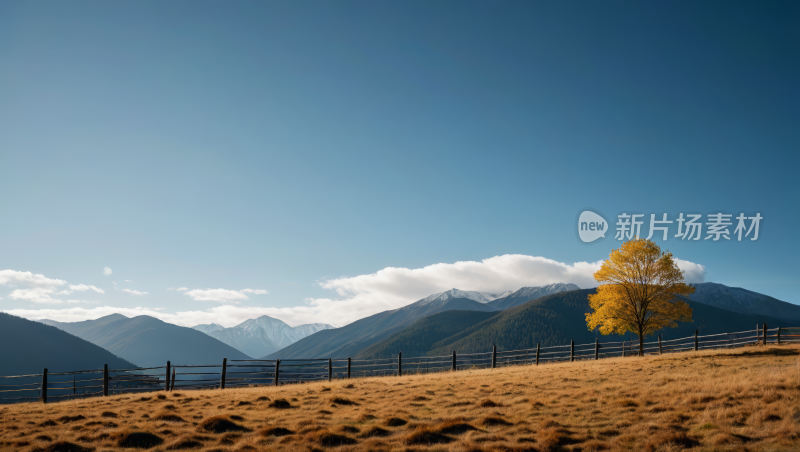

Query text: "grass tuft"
[268, 398, 292, 409]
[259, 426, 294, 437]
[403, 426, 453, 445]
[37, 441, 93, 452]
[196, 416, 251, 434]
[113, 430, 164, 448]
[385, 417, 408, 427]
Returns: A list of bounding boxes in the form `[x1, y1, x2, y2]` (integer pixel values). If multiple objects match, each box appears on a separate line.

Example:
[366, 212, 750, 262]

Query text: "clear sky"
[1, 1, 798, 327]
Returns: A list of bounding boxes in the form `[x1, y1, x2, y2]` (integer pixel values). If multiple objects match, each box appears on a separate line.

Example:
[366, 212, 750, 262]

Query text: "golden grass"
[1, 344, 799, 451]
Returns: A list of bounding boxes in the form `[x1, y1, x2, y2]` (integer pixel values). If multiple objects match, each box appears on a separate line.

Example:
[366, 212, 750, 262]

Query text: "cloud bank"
[0, 270, 104, 304]
[4, 255, 705, 327]
[183, 288, 268, 303]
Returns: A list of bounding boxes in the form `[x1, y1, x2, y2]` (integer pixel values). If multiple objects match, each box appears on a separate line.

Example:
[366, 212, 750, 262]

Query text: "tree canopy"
[586, 238, 694, 355]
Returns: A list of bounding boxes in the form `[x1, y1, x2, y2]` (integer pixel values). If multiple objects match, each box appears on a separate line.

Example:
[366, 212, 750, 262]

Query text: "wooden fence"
[2, 323, 798, 405]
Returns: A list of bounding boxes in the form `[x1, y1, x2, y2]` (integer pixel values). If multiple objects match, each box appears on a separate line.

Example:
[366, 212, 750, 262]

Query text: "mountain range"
[191, 316, 333, 358]
[686, 283, 800, 321]
[268, 282, 798, 360]
[40, 314, 251, 367]
[18, 281, 799, 373]
[358, 288, 795, 359]
[1, 312, 136, 376]
[262, 283, 580, 359]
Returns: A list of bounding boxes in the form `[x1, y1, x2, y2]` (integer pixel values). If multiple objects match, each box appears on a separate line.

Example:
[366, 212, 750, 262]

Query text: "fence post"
[347, 358, 351, 379]
[535, 343, 540, 365]
[171, 367, 176, 391]
[658, 335, 662, 354]
[220, 358, 227, 389]
[694, 330, 699, 351]
[165, 361, 171, 391]
[41, 368, 48, 404]
[756, 324, 760, 344]
[452, 351, 456, 371]
[328, 358, 333, 382]
[103, 364, 109, 396]
[274, 360, 280, 386]
[570, 340, 574, 362]
[595, 338, 599, 360]
[491, 345, 497, 369]
[777, 328, 781, 345]
[397, 352, 402, 377]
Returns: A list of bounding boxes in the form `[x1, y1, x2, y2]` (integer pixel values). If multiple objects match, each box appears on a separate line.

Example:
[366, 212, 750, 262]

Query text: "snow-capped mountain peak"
[192, 316, 334, 358]
[417, 288, 510, 305]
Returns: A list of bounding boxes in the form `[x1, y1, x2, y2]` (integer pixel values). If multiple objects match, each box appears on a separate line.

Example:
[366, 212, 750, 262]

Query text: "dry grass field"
[2, 344, 799, 452]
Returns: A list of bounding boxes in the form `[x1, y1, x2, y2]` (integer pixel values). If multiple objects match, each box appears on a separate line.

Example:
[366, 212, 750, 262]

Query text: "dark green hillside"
[264, 297, 496, 359]
[0, 313, 136, 376]
[43, 314, 252, 367]
[429, 289, 600, 355]
[428, 289, 793, 355]
[355, 310, 501, 359]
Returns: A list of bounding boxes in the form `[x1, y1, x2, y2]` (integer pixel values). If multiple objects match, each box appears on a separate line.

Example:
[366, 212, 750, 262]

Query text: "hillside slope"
[354, 310, 501, 359]
[265, 284, 579, 360]
[1, 313, 136, 376]
[263, 297, 496, 359]
[688, 282, 800, 320]
[486, 283, 580, 310]
[429, 289, 793, 355]
[42, 314, 252, 367]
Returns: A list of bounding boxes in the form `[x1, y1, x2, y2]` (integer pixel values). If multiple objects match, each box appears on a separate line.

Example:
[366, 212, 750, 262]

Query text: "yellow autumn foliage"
[586, 238, 694, 355]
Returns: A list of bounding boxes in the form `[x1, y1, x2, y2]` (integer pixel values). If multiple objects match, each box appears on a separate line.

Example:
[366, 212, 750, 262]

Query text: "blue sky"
[1, 1, 797, 327]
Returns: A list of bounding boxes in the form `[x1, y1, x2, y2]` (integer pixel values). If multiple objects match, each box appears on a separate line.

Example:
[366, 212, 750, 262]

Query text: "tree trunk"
[638, 330, 644, 356]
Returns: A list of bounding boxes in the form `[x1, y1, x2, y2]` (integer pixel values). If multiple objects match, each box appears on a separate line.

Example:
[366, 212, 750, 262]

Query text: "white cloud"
[177, 287, 188, 292]
[4, 254, 706, 328]
[103, 267, 113, 276]
[124, 280, 133, 282]
[67, 284, 105, 294]
[9, 288, 61, 304]
[0, 270, 66, 289]
[183, 288, 249, 303]
[241, 289, 268, 295]
[674, 259, 705, 284]
[122, 289, 149, 296]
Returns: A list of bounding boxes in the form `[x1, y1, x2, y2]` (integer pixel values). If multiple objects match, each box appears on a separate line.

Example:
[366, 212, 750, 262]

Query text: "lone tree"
[586, 238, 694, 356]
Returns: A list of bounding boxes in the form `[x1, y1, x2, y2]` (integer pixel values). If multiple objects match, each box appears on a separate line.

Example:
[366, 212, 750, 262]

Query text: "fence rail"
[3, 323, 798, 405]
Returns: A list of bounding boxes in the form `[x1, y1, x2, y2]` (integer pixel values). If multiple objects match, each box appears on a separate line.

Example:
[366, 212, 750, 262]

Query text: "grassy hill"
[2, 344, 798, 451]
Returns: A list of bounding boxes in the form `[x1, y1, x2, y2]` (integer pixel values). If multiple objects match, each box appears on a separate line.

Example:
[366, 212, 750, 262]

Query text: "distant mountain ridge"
[686, 283, 800, 321]
[426, 288, 795, 356]
[487, 283, 580, 310]
[41, 315, 251, 367]
[193, 323, 224, 334]
[193, 316, 333, 358]
[417, 289, 513, 305]
[264, 283, 576, 359]
[2, 312, 136, 376]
